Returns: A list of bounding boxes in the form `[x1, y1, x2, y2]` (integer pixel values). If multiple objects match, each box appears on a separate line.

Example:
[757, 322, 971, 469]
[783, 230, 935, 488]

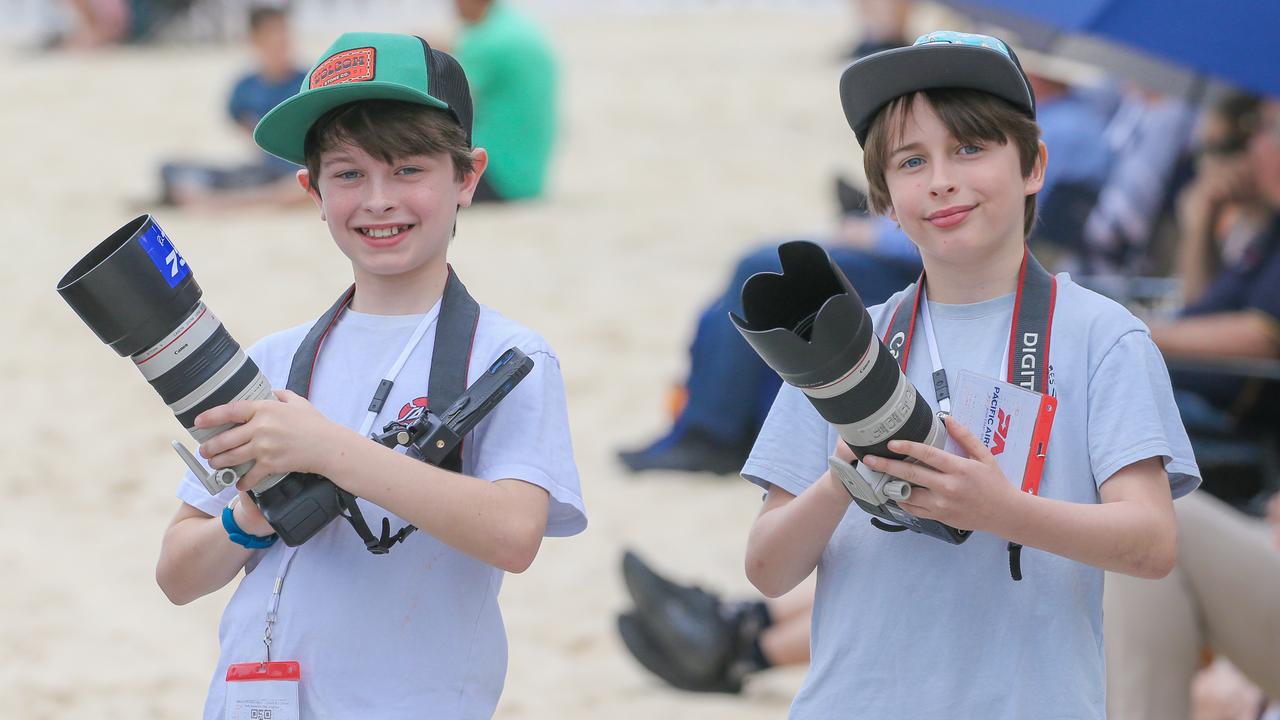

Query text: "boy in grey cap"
[742, 31, 1198, 719]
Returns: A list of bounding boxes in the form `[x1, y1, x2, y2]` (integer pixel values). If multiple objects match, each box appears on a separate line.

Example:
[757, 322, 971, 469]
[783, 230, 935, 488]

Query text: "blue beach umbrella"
[938, 0, 1280, 99]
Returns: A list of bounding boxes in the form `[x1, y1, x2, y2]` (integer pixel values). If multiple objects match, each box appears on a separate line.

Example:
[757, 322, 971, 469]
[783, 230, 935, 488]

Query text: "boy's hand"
[195, 390, 351, 490]
[862, 417, 1018, 533]
[230, 491, 275, 538]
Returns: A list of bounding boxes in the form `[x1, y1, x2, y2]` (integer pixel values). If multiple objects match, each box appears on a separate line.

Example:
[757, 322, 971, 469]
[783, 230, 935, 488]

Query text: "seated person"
[156, 6, 308, 210]
[1152, 93, 1278, 432]
[1078, 87, 1198, 274]
[1107, 94, 1280, 720]
[616, 188, 922, 474]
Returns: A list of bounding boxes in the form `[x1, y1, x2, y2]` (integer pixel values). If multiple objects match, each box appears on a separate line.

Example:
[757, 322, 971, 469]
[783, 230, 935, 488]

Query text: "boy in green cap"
[155, 33, 585, 719]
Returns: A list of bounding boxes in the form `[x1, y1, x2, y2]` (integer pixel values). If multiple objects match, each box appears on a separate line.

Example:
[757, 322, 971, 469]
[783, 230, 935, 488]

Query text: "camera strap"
[285, 266, 480, 554]
[882, 250, 1057, 580]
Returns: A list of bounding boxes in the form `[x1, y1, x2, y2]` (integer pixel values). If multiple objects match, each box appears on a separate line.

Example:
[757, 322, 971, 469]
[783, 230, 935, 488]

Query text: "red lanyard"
[881, 250, 1057, 498]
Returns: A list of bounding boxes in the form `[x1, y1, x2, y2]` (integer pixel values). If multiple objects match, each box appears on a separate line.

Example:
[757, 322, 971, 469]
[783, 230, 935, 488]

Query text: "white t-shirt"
[743, 275, 1199, 720]
[176, 300, 586, 720]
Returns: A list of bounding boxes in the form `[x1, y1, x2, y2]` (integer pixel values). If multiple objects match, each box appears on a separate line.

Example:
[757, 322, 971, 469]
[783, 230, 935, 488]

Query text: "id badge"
[944, 369, 1056, 495]
[225, 661, 300, 720]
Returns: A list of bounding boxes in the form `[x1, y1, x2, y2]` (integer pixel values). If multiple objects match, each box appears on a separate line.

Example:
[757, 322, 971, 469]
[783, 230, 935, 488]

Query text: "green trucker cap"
[254, 32, 474, 165]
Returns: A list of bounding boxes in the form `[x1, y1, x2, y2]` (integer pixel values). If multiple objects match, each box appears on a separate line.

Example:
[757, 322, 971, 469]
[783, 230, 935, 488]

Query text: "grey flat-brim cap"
[839, 36, 1036, 148]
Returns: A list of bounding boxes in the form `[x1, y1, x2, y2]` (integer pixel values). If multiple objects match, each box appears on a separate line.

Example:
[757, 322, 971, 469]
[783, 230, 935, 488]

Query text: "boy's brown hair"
[862, 88, 1042, 238]
[303, 99, 474, 193]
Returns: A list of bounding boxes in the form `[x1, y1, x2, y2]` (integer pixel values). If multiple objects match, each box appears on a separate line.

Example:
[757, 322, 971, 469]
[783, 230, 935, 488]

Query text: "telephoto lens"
[730, 240, 969, 544]
[56, 214, 287, 499]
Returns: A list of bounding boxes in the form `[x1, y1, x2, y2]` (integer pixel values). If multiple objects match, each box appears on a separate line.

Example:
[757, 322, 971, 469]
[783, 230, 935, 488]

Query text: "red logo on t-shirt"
[309, 47, 376, 89]
[991, 409, 1011, 456]
[398, 396, 429, 424]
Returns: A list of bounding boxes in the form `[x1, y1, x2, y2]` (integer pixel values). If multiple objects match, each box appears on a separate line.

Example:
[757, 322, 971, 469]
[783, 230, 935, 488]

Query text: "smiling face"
[874, 93, 1045, 271]
[298, 101, 485, 303]
[300, 142, 484, 290]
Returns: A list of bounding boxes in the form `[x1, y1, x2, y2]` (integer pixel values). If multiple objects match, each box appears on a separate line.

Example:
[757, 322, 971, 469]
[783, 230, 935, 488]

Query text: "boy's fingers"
[864, 455, 940, 489]
[208, 445, 255, 472]
[942, 416, 992, 463]
[236, 464, 269, 491]
[195, 400, 258, 429]
[200, 424, 249, 459]
[887, 438, 959, 474]
[895, 491, 931, 517]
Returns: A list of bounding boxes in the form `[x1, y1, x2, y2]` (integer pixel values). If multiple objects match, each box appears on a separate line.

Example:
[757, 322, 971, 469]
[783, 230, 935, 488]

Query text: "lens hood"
[730, 241, 876, 388]
[57, 214, 202, 357]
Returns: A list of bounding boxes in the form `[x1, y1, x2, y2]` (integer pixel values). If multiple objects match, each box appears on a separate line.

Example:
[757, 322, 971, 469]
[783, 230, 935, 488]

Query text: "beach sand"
[2, 6, 894, 716]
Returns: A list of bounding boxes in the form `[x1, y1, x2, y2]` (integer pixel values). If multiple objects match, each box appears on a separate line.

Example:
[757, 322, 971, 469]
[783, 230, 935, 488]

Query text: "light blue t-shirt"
[743, 274, 1199, 720]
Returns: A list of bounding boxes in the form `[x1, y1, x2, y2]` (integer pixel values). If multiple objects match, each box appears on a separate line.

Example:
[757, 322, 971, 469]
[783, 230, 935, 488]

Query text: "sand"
[0, 5, 939, 717]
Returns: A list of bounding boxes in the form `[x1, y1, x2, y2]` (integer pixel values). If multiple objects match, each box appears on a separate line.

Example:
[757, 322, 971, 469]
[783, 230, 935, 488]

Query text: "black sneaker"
[617, 612, 744, 693]
[835, 176, 870, 217]
[619, 551, 759, 693]
[617, 430, 750, 475]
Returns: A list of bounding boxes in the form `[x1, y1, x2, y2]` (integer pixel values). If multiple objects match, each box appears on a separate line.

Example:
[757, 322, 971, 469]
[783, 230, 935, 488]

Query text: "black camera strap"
[285, 266, 480, 553]
[882, 250, 1057, 581]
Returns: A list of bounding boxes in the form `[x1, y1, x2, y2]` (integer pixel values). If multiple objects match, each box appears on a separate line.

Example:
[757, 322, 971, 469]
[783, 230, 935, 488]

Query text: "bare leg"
[760, 582, 815, 666]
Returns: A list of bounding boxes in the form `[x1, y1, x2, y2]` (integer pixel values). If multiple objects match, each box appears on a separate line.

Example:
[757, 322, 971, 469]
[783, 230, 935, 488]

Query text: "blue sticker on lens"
[136, 221, 190, 288]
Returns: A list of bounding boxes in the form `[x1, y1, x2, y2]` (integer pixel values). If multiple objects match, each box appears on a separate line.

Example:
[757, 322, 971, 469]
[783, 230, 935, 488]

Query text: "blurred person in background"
[51, 0, 194, 48]
[152, 5, 308, 211]
[1106, 92, 1280, 720]
[844, 0, 909, 59]
[616, 188, 922, 475]
[1077, 87, 1198, 274]
[61, 0, 131, 47]
[453, 0, 558, 202]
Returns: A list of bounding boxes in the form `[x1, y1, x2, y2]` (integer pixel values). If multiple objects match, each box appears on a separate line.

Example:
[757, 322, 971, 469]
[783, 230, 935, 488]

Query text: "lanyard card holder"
[943, 369, 1057, 496]
[225, 661, 300, 720]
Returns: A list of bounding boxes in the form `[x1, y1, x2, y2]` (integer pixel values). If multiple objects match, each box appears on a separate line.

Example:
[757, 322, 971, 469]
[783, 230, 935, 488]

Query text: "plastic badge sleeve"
[943, 369, 1056, 493]
[224, 661, 300, 720]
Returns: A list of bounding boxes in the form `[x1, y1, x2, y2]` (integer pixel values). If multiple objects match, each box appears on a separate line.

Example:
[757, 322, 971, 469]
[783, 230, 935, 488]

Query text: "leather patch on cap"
[310, 47, 376, 89]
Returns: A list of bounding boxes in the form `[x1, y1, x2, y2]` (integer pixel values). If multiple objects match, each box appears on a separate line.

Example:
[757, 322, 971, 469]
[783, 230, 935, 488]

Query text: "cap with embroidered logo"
[254, 32, 474, 165]
[839, 30, 1036, 148]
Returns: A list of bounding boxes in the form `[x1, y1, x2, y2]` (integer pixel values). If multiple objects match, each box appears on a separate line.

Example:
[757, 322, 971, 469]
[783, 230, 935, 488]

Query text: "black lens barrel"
[149, 324, 240, 405]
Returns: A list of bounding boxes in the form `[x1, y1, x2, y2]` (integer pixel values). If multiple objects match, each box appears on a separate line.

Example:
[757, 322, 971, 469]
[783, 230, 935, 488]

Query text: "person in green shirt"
[454, 0, 558, 201]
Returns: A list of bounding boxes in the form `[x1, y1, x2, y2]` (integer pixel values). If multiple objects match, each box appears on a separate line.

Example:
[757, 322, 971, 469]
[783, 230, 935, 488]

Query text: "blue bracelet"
[222, 505, 278, 549]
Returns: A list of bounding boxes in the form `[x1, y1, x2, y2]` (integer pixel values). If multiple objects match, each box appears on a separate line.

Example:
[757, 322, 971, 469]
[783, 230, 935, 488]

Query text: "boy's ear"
[456, 148, 490, 208]
[297, 169, 325, 220]
[1024, 140, 1048, 196]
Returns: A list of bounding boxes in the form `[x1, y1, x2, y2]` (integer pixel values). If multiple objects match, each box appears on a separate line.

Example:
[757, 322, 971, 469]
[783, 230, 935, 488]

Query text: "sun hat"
[254, 32, 473, 164]
[839, 30, 1036, 148]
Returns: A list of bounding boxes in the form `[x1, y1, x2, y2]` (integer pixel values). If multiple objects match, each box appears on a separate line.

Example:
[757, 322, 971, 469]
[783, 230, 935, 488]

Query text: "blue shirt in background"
[230, 69, 307, 175]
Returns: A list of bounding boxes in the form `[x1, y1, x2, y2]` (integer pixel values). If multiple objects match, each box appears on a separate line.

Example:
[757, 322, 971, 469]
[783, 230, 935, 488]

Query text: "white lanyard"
[916, 283, 1012, 416]
[260, 303, 440, 662]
